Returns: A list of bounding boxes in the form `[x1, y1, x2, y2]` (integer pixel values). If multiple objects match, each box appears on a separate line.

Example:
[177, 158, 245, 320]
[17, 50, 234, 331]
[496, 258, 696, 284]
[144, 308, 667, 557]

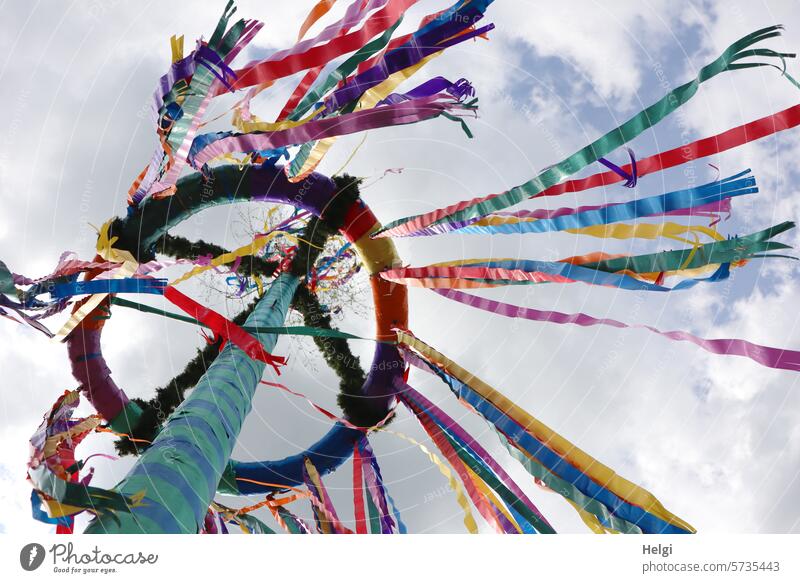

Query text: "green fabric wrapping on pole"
[84, 273, 300, 533]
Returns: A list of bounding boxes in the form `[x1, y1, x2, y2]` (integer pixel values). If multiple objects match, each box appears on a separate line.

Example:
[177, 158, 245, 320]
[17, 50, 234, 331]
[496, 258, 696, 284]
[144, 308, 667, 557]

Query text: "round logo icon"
[19, 543, 46, 571]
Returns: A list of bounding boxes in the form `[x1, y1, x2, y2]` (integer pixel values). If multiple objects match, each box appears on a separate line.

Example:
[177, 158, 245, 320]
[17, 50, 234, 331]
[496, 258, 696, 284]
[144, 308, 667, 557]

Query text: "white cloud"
[3, 0, 800, 536]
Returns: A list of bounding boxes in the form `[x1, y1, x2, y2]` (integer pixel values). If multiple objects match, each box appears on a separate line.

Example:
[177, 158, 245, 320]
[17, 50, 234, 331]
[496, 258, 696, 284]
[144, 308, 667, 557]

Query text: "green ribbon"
[289, 18, 405, 121]
[28, 465, 135, 519]
[276, 506, 306, 534]
[437, 426, 556, 534]
[109, 296, 389, 342]
[489, 428, 643, 534]
[377, 25, 795, 235]
[284, 18, 405, 179]
[581, 221, 795, 273]
[0, 259, 17, 295]
[364, 485, 382, 534]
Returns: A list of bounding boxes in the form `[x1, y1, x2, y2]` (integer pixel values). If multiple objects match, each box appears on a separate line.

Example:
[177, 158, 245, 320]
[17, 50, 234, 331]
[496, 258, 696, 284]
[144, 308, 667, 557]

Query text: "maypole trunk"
[84, 273, 299, 533]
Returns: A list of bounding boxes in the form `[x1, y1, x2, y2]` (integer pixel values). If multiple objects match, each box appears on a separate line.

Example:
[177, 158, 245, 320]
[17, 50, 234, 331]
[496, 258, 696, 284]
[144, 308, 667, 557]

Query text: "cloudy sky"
[2, 0, 800, 534]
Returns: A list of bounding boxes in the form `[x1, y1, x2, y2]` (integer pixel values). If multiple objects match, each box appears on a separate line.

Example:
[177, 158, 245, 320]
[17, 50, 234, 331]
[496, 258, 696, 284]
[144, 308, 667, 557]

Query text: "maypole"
[84, 273, 299, 533]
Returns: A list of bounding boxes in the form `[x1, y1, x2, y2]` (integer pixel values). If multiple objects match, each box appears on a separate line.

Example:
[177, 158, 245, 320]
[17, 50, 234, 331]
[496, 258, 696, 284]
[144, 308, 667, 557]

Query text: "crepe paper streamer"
[261, 380, 396, 431]
[401, 393, 509, 533]
[272, 505, 312, 534]
[455, 169, 755, 235]
[462, 464, 524, 534]
[384, 219, 794, 289]
[28, 392, 144, 522]
[0, 259, 19, 294]
[581, 221, 794, 274]
[297, 0, 337, 41]
[170, 230, 296, 285]
[381, 471, 407, 534]
[163, 286, 287, 375]
[314, 242, 354, 279]
[214, 0, 421, 94]
[202, 509, 219, 534]
[231, 105, 326, 133]
[170, 34, 184, 63]
[52, 222, 141, 344]
[322, 0, 493, 112]
[9, 254, 122, 287]
[50, 277, 167, 299]
[375, 25, 796, 237]
[480, 423, 638, 534]
[190, 94, 471, 169]
[155, 6, 262, 193]
[598, 147, 637, 188]
[131, 5, 264, 205]
[379, 77, 475, 107]
[396, 331, 695, 534]
[283, 17, 406, 122]
[232, 0, 393, 124]
[398, 383, 554, 534]
[109, 295, 384, 343]
[363, 481, 383, 534]
[0, 295, 54, 337]
[565, 221, 724, 246]
[230, 512, 277, 534]
[284, 51, 449, 181]
[430, 424, 529, 534]
[357, 437, 396, 534]
[404, 258, 735, 291]
[490, 197, 733, 226]
[353, 442, 368, 534]
[303, 457, 352, 534]
[446, 434, 524, 534]
[431, 286, 800, 373]
[275, 0, 403, 122]
[381, 258, 734, 292]
[284, 4, 491, 179]
[407, 334, 792, 533]
[358, 443, 392, 534]
[400, 395, 536, 535]
[378, 428, 479, 534]
[356, 438, 406, 534]
[31, 491, 73, 527]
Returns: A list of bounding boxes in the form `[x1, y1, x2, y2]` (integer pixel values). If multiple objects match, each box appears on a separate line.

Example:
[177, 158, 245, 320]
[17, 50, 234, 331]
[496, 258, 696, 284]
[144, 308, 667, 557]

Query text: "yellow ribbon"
[52, 221, 139, 343]
[170, 230, 299, 286]
[170, 35, 184, 63]
[463, 465, 522, 533]
[378, 428, 479, 533]
[566, 221, 724, 244]
[395, 330, 696, 533]
[288, 51, 443, 182]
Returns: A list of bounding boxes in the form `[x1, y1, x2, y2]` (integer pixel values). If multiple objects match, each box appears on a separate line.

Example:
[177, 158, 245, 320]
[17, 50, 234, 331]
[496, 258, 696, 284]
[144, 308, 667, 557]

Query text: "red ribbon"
[163, 286, 287, 374]
[353, 442, 368, 534]
[214, 0, 421, 94]
[536, 103, 800, 199]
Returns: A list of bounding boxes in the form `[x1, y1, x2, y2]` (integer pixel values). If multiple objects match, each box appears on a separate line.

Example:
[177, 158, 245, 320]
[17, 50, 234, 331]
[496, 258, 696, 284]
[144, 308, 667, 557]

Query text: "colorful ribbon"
[375, 26, 796, 237]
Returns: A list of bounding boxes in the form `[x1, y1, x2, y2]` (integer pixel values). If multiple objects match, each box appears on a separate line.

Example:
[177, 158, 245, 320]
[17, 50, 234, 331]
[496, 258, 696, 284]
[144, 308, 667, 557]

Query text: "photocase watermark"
[19, 542, 159, 575]
[19, 543, 46, 571]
